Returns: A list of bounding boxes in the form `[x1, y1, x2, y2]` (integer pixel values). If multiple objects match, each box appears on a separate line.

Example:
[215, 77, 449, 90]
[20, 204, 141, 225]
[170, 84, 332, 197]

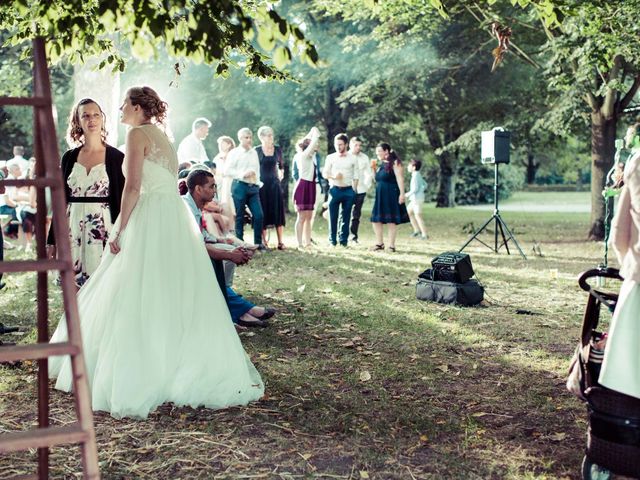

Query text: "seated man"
[182, 168, 275, 328]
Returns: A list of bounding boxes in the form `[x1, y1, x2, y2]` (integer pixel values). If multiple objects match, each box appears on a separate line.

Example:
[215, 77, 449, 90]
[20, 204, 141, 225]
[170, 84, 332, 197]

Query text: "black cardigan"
[47, 145, 125, 245]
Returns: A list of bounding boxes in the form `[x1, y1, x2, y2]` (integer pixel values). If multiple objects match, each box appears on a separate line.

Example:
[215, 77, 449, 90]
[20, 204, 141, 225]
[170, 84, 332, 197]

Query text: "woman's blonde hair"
[126, 86, 168, 125]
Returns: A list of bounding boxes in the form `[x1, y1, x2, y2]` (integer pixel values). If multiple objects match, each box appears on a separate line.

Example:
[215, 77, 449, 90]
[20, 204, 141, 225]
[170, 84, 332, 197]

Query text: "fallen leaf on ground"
[359, 371, 372, 382]
[360, 471, 370, 479]
[436, 364, 449, 373]
[549, 432, 567, 441]
[297, 284, 306, 292]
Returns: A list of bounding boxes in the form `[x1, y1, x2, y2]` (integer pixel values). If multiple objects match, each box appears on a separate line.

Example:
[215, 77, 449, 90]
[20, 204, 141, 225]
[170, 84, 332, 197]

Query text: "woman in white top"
[292, 127, 320, 248]
[213, 135, 236, 219]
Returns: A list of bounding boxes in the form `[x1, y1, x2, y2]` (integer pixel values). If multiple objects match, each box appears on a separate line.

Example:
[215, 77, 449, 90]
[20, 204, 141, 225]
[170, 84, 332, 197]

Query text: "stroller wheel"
[582, 456, 612, 480]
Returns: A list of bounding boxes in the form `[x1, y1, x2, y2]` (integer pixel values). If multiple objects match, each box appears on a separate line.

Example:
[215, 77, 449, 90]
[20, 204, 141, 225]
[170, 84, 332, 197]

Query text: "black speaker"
[430, 252, 475, 283]
[481, 129, 510, 164]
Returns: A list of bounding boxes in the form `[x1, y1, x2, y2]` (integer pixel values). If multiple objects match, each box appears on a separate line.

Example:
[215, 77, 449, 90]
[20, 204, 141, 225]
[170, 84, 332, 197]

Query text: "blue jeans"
[328, 186, 355, 245]
[232, 180, 263, 245]
[226, 287, 255, 323]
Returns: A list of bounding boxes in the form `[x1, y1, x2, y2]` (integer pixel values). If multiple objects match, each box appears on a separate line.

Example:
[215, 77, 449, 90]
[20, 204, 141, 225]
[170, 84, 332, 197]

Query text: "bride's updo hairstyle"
[127, 86, 168, 125]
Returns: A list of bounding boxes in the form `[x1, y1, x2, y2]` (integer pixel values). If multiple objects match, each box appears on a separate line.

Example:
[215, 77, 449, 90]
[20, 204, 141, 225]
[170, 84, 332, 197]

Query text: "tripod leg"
[497, 214, 527, 260]
[459, 215, 496, 252]
[496, 216, 510, 254]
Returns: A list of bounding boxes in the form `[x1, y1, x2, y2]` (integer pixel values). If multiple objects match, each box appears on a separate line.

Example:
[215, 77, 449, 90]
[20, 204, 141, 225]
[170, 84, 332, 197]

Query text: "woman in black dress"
[256, 125, 286, 249]
[370, 143, 409, 252]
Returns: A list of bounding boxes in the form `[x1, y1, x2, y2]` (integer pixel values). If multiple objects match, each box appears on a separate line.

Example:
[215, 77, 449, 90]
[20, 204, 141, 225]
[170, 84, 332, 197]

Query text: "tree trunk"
[436, 150, 456, 207]
[525, 151, 538, 184]
[280, 137, 292, 213]
[324, 81, 349, 153]
[588, 111, 616, 241]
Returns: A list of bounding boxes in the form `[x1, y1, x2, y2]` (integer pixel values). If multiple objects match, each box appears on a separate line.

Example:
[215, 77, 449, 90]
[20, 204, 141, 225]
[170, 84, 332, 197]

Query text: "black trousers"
[350, 192, 367, 240]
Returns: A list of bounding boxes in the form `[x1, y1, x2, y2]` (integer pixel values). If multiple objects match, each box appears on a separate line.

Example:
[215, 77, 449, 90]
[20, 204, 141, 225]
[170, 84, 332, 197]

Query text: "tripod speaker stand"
[459, 162, 527, 259]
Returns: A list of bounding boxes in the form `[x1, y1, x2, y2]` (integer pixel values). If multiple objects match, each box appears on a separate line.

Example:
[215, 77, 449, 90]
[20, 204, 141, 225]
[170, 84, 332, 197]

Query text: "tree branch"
[584, 91, 599, 111]
[620, 74, 640, 112]
[602, 55, 623, 117]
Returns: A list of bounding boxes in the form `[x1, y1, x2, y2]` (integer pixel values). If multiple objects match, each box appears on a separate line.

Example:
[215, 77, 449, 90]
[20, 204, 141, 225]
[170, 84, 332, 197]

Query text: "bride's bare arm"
[109, 128, 146, 254]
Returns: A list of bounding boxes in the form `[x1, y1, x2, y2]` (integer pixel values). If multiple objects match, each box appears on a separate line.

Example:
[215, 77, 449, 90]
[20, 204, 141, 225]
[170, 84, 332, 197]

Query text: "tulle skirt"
[49, 189, 264, 419]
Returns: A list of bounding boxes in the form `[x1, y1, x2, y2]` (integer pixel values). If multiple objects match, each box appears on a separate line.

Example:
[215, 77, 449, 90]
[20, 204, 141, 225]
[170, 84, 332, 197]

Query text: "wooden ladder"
[0, 38, 100, 479]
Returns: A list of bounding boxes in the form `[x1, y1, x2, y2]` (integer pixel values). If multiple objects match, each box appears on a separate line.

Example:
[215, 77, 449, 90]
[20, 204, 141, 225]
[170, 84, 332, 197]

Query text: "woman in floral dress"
[47, 98, 125, 286]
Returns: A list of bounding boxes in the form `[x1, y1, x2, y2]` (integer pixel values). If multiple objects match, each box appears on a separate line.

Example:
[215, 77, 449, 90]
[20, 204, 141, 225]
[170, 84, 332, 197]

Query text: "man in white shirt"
[177, 117, 211, 164]
[225, 128, 265, 249]
[322, 133, 359, 246]
[347, 136, 373, 243]
[5, 146, 29, 174]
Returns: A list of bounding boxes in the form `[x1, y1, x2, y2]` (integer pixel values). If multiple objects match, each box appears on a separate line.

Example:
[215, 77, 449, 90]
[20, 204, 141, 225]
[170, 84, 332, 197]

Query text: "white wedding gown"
[49, 124, 264, 419]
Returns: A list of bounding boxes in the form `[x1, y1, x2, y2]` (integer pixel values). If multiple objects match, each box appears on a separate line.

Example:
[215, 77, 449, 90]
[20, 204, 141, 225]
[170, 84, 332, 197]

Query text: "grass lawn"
[0, 196, 620, 479]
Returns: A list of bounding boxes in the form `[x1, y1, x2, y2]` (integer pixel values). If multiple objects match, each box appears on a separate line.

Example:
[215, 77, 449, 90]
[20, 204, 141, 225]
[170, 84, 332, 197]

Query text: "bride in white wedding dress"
[49, 86, 264, 419]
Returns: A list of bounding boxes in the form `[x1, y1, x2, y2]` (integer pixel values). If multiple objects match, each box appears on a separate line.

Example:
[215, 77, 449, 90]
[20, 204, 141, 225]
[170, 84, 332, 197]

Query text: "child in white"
[406, 159, 427, 239]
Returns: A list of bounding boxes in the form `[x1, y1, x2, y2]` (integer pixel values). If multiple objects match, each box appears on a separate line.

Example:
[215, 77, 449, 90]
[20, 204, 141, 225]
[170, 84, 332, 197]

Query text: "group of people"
[177, 120, 286, 251]
[176, 121, 430, 253]
[292, 132, 428, 251]
[0, 146, 40, 253]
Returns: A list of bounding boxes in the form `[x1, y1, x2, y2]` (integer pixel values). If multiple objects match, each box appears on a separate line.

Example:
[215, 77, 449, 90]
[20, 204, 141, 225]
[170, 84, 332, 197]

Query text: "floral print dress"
[67, 162, 111, 286]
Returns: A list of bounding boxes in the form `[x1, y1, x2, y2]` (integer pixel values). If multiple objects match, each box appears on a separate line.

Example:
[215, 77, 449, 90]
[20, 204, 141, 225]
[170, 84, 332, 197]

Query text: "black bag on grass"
[416, 269, 484, 306]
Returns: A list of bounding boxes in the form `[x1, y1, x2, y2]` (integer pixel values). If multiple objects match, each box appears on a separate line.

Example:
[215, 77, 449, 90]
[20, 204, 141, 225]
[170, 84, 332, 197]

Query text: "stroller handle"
[578, 267, 623, 292]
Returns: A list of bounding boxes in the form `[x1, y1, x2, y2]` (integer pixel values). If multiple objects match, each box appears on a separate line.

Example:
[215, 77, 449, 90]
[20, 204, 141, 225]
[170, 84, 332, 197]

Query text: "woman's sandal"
[370, 243, 385, 251]
[388, 246, 396, 253]
[277, 243, 285, 250]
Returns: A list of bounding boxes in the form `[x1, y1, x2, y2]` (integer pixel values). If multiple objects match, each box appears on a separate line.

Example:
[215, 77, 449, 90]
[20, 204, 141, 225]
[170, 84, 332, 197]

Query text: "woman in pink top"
[600, 123, 640, 399]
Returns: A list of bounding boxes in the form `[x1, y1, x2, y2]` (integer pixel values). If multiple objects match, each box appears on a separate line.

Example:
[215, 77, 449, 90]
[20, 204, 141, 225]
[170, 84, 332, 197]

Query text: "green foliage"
[455, 158, 524, 205]
[0, 0, 318, 80]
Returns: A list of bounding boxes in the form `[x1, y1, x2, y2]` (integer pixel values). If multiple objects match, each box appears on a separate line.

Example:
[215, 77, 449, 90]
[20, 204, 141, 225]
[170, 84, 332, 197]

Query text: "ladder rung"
[0, 423, 89, 453]
[0, 342, 79, 363]
[0, 96, 50, 107]
[0, 259, 69, 273]
[0, 178, 60, 188]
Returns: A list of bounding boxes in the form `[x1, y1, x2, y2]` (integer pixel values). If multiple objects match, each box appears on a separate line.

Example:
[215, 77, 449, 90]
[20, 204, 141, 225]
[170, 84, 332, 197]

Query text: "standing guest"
[406, 159, 428, 240]
[226, 128, 265, 250]
[49, 85, 264, 419]
[292, 134, 326, 245]
[215, 135, 237, 219]
[6, 146, 29, 174]
[256, 126, 286, 250]
[600, 122, 640, 399]
[370, 144, 409, 252]
[46, 98, 125, 287]
[1, 160, 21, 239]
[348, 136, 373, 244]
[9, 161, 36, 252]
[322, 133, 359, 247]
[177, 117, 211, 165]
[292, 127, 321, 248]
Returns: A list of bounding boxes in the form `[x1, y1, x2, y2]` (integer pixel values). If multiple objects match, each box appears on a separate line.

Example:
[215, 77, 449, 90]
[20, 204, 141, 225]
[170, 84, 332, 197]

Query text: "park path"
[457, 190, 591, 213]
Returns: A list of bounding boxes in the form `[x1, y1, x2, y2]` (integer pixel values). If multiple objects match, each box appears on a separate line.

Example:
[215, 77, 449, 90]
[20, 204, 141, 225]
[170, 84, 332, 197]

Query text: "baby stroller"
[570, 267, 640, 479]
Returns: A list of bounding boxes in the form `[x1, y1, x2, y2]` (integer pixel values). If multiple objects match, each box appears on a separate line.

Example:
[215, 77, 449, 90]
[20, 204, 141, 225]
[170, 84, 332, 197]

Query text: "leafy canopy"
[0, 0, 318, 80]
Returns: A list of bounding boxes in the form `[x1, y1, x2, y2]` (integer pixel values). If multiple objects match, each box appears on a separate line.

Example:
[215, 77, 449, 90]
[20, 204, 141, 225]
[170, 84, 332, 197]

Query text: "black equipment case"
[416, 269, 484, 306]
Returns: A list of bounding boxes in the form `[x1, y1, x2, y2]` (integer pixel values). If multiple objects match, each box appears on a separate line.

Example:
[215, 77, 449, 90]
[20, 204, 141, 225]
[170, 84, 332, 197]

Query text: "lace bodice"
[135, 124, 178, 176]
